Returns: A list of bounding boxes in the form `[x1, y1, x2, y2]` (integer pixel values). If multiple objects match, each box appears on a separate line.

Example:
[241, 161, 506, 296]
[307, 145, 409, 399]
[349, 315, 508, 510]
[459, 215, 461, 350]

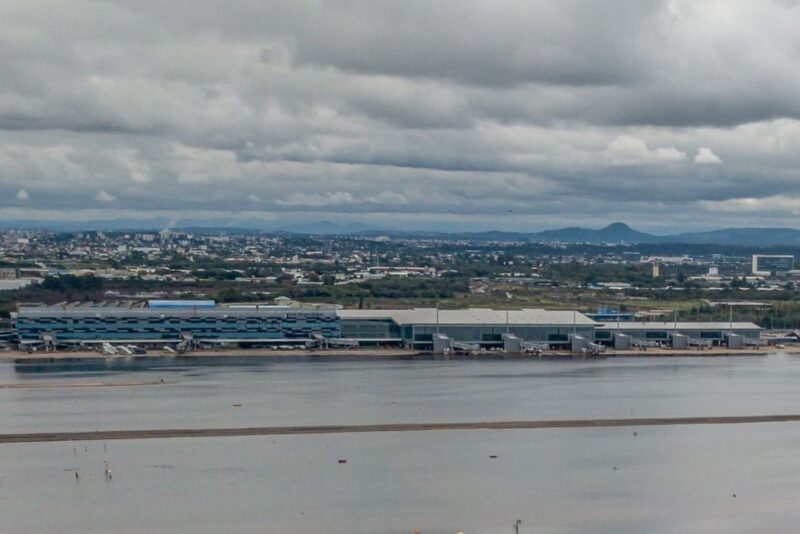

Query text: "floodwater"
[2, 354, 800, 533]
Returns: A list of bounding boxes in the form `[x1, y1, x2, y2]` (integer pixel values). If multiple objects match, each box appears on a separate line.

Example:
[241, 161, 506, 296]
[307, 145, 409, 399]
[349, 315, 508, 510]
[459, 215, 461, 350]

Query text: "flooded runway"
[3, 414, 800, 443]
[4, 355, 800, 532]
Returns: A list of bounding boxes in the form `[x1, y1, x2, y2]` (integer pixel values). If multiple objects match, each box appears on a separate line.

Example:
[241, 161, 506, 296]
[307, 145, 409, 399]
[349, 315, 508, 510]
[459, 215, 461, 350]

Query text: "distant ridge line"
[3, 219, 800, 245]
[2, 414, 800, 443]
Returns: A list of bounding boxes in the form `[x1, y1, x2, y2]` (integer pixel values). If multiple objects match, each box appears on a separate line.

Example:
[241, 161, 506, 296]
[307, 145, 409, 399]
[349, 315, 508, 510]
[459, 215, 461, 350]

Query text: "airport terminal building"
[12, 301, 340, 348]
[11, 300, 763, 351]
[595, 321, 762, 348]
[337, 308, 596, 348]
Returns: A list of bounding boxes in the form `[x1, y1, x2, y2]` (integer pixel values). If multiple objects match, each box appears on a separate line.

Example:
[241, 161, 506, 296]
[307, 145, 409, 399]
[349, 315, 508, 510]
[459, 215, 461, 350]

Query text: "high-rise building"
[751, 255, 794, 276]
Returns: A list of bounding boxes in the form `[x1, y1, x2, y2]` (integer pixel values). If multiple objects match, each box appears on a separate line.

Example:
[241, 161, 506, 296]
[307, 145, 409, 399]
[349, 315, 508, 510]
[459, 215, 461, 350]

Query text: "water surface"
[2, 355, 800, 533]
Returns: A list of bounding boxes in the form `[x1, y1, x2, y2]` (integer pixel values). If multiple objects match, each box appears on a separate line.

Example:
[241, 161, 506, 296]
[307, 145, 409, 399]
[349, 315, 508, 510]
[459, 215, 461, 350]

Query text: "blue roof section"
[147, 300, 216, 308]
[596, 306, 618, 315]
[587, 313, 635, 321]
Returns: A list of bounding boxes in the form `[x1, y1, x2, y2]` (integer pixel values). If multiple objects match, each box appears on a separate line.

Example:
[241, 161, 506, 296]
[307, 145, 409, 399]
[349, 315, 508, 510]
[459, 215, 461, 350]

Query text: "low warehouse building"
[595, 321, 762, 347]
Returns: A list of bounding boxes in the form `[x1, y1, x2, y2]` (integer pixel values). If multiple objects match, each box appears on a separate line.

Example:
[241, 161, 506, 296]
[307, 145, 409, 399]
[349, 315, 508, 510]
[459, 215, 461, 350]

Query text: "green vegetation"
[6, 232, 800, 330]
[40, 275, 104, 292]
[282, 277, 468, 302]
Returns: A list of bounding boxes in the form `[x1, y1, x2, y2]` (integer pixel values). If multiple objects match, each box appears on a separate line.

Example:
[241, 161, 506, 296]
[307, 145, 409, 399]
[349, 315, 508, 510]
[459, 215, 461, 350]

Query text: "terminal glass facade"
[408, 325, 594, 345]
[339, 319, 401, 341]
[13, 308, 340, 343]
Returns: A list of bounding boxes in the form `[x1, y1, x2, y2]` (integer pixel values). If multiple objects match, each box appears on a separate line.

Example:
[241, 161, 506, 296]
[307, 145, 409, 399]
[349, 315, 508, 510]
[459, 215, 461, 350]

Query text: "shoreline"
[2, 345, 799, 363]
[3, 348, 425, 363]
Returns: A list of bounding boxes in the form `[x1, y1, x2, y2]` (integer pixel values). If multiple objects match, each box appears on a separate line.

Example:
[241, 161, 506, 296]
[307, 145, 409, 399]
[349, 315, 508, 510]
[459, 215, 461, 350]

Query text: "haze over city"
[3, 1, 800, 231]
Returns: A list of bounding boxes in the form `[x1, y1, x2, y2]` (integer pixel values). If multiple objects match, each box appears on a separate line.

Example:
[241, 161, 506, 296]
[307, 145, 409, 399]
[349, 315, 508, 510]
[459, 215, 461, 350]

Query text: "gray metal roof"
[337, 308, 596, 326]
[596, 321, 762, 331]
[13, 306, 335, 318]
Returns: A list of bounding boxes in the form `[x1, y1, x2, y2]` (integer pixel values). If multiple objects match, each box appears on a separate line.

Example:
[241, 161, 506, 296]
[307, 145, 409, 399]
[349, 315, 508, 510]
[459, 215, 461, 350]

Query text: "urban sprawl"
[2, 229, 800, 356]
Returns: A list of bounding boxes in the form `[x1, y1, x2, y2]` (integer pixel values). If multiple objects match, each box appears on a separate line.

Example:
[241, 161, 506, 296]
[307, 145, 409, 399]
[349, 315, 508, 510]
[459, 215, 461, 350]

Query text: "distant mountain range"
[3, 218, 800, 246]
[518, 223, 800, 247]
[0, 218, 386, 235]
[525, 222, 655, 243]
[465, 223, 800, 246]
[278, 221, 387, 235]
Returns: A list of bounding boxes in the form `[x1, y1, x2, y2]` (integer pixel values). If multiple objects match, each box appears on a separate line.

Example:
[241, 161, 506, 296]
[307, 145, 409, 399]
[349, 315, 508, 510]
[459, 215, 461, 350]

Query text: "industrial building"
[595, 321, 762, 348]
[752, 254, 794, 276]
[0, 267, 37, 291]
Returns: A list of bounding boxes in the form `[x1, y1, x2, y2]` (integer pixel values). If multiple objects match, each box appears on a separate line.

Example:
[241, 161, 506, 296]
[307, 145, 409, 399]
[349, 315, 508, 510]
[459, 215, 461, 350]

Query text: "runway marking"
[2, 414, 800, 443]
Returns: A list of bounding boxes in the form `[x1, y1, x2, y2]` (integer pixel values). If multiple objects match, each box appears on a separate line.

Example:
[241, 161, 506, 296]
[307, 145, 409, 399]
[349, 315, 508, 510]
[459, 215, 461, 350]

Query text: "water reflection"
[2, 355, 800, 532]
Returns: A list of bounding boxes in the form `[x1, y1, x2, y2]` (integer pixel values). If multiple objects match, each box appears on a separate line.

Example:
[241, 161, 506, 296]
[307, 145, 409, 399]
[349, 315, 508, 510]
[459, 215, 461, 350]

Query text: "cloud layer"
[2, 0, 800, 231]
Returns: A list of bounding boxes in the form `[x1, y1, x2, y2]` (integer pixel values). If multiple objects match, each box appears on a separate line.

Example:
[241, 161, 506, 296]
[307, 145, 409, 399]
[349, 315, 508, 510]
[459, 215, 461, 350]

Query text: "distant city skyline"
[3, 1, 800, 230]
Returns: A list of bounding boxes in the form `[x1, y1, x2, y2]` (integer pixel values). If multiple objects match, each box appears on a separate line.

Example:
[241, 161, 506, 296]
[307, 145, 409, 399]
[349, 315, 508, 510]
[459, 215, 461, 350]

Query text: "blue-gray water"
[3, 355, 800, 533]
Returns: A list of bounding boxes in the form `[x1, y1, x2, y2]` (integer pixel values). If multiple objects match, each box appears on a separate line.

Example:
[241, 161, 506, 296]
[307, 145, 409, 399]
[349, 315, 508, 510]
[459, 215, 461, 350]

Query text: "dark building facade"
[12, 304, 340, 346]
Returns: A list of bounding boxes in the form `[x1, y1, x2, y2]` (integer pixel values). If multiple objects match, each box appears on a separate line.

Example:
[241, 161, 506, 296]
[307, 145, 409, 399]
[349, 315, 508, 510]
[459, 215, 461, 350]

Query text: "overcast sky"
[3, 0, 800, 232]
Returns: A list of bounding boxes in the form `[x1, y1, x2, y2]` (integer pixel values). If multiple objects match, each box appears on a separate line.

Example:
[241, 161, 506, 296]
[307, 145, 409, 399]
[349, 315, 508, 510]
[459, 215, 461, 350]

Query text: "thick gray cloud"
[2, 0, 800, 231]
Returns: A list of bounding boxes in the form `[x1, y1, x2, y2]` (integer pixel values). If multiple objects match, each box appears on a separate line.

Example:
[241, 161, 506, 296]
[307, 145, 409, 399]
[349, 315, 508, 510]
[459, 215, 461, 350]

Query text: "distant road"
[3, 415, 800, 443]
